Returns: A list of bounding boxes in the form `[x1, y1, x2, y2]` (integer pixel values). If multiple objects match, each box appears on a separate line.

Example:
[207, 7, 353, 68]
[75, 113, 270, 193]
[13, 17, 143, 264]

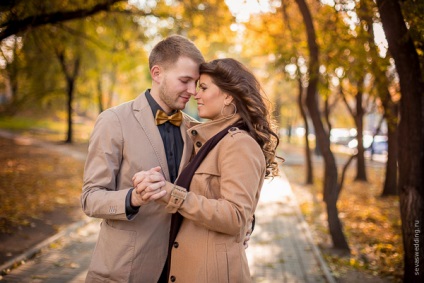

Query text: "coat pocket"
[215, 243, 229, 283]
[87, 221, 136, 282]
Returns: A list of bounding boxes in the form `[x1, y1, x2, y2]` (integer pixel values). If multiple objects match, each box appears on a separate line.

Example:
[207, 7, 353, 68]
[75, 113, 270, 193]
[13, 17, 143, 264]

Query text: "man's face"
[158, 57, 200, 113]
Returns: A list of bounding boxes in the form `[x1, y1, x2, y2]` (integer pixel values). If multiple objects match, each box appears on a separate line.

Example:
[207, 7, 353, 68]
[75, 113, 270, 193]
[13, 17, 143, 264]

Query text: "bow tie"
[155, 109, 183, 127]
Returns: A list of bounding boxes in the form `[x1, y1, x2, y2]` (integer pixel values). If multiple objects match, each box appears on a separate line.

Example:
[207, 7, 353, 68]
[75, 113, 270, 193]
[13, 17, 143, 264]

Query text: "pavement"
[0, 130, 336, 283]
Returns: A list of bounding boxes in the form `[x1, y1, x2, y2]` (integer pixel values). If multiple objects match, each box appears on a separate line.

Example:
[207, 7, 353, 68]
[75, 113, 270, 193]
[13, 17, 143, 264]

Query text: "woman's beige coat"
[81, 93, 197, 282]
[158, 114, 266, 283]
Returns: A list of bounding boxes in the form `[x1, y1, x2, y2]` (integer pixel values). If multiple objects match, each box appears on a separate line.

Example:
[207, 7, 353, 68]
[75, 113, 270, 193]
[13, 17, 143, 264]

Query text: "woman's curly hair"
[199, 58, 281, 177]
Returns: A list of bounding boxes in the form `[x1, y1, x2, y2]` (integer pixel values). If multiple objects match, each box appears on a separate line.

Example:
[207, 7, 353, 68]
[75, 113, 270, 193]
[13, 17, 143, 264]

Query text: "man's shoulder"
[101, 99, 137, 116]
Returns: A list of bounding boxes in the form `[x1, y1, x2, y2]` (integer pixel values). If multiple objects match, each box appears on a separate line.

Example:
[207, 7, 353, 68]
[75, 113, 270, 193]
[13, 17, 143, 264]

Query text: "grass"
[0, 113, 94, 143]
[283, 150, 403, 282]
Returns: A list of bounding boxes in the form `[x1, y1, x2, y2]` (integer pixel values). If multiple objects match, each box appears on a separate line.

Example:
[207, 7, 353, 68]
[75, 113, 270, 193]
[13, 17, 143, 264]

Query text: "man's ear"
[151, 65, 162, 83]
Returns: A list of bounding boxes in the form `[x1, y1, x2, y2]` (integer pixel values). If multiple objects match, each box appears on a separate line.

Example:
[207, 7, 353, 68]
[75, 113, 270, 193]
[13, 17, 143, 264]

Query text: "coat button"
[191, 130, 198, 136]
[170, 275, 176, 282]
[173, 242, 179, 248]
[196, 141, 202, 148]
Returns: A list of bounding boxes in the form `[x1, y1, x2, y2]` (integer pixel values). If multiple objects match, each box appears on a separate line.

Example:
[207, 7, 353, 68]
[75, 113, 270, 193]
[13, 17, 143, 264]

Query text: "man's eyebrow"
[179, 75, 195, 80]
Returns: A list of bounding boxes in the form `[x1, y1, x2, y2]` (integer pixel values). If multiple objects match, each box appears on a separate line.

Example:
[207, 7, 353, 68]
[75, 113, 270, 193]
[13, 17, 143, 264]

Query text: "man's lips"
[180, 96, 190, 102]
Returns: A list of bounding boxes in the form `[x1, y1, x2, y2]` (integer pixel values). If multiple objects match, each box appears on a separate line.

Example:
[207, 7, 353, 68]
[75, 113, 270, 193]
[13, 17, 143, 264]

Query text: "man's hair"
[149, 35, 205, 70]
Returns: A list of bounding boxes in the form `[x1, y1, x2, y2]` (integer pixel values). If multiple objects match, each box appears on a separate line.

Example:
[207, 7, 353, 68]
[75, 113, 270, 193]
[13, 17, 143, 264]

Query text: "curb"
[0, 218, 91, 275]
[281, 171, 337, 283]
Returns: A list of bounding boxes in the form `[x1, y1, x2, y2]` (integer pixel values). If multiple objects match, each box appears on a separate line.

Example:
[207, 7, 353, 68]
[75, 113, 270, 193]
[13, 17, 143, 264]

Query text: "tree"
[376, 0, 424, 280]
[356, 0, 399, 195]
[281, 3, 314, 184]
[293, 0, 350, 251]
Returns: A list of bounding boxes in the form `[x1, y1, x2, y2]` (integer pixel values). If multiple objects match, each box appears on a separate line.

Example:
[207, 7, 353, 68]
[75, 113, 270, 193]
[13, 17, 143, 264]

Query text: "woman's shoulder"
[222, 126, 260, 150]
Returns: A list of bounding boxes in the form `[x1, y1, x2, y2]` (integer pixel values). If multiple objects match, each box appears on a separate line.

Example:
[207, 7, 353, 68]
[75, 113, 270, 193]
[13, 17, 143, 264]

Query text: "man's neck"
[149, 89, 172, 114]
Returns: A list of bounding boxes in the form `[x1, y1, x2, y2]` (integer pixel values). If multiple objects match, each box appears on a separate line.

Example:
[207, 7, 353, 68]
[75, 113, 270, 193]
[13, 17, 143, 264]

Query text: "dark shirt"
[125, 90, 184, 217]
[145, 90, 184, 182]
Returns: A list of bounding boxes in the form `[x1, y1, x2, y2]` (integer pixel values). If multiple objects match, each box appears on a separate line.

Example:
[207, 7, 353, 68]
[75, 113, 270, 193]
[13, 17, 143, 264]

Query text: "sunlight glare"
[373, 23, 388, 57]
[225, 0, 271, 22]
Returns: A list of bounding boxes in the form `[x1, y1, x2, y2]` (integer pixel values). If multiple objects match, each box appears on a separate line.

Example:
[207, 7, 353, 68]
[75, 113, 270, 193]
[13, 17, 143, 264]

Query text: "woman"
[133, 58, 280, 282]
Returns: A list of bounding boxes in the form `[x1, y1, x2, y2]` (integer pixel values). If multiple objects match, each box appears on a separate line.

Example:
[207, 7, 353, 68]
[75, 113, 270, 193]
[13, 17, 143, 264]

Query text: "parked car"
[348, 135, 388, 154]
[330, 128, 356, 146]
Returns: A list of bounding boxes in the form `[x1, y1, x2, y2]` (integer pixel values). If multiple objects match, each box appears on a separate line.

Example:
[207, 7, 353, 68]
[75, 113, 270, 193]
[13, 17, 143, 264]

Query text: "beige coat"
[81, 93, 197, 282]
[157, 115, 266, 283]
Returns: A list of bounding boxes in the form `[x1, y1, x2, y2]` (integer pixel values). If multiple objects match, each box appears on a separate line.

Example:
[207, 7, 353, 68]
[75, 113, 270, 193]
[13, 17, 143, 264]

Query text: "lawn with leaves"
[0, 137, 85, 233]
[284, 159, 402, 282]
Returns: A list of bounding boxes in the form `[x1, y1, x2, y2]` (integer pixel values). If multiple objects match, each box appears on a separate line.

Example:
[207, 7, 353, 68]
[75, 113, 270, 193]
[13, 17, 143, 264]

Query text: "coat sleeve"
[80, 109, 130, 220]
[158, 132, 266, 237]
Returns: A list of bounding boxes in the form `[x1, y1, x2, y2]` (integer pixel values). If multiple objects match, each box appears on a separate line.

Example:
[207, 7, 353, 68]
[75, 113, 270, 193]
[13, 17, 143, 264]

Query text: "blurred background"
[0, 0, 423, 282]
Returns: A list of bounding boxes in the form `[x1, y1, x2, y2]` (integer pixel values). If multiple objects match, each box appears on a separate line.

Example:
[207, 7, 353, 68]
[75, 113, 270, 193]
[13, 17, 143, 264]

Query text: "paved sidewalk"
[0, 174, 334, 283]
[248, 174, 334, 282]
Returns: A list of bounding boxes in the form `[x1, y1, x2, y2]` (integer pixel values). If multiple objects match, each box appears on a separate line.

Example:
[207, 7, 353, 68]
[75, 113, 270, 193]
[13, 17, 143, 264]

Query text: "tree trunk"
[381, 116, 398, 196]
[66, 77, 74, 144]
[106, 67, 117, 109]
[354, 89, 367, 181]
[381, 95, 398, 196]
[97, 77, 104, 114]
[57, 51, 80, 144]
[377, 0, 424, 280]
[298, 79, 313, 184]
[294, 0, 349, 251]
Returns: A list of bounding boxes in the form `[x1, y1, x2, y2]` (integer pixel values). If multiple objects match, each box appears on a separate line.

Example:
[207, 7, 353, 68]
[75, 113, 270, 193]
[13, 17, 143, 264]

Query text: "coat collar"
[187, 114, 242, 152]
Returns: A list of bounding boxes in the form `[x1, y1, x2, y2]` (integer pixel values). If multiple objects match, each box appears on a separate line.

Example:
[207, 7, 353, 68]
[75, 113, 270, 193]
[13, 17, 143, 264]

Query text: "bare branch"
[0, 0, 126, 41]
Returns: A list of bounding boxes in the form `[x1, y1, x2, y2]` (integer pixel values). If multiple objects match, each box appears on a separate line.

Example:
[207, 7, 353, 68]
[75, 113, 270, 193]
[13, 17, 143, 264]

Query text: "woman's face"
[195, 74, 231, 120]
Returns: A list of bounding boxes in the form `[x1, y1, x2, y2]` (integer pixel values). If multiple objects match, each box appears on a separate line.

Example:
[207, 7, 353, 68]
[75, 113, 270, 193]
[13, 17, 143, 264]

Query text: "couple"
[81, 35, 280, 283]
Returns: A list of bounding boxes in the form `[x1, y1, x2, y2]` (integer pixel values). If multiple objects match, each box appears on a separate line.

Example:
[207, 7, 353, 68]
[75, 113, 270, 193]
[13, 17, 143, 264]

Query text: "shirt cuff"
[125, 188, 140, 220]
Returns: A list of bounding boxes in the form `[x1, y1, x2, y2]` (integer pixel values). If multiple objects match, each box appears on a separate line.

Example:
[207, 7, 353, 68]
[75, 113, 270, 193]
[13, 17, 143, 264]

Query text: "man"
[81, 35, 204, 282]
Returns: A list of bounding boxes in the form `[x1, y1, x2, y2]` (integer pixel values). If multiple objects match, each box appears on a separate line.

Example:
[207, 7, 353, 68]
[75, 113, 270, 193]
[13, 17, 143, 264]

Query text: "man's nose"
[187, 82, 197, 95]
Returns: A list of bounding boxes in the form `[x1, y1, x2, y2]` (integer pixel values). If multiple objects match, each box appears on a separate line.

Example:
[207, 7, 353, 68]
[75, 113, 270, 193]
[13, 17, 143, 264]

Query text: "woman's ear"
[150, 65, 162, 83]
[224, 95, 234, 105]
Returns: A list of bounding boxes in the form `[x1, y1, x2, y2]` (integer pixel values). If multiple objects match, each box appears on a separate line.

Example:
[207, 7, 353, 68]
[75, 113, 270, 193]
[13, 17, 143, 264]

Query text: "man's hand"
[131, 167, 166, 206]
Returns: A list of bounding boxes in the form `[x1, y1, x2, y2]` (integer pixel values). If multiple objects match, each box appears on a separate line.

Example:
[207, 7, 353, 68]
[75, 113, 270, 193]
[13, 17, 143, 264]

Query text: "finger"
[145, 174, 165, 183]
[134, 182, 149, 195]
[142, 189, 165, 202]
[148, 189, 167, 200]
[150, 166, 162, 173]
[133, 173, 148, 187]
[144, 181, 165, 192]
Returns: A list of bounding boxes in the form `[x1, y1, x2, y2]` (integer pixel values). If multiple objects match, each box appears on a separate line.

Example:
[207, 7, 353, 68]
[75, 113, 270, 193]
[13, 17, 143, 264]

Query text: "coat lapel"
[132, 93, 171, 181]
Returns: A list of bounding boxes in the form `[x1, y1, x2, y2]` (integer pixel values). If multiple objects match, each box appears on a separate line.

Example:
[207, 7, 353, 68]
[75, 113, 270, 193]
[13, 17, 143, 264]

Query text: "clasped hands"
[131, 166, 252, 249]
[131, 166, 167, 206]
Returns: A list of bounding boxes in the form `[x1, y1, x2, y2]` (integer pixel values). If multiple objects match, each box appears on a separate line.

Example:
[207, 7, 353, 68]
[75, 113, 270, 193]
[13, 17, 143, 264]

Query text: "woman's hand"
[131, 166, 166, 206]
